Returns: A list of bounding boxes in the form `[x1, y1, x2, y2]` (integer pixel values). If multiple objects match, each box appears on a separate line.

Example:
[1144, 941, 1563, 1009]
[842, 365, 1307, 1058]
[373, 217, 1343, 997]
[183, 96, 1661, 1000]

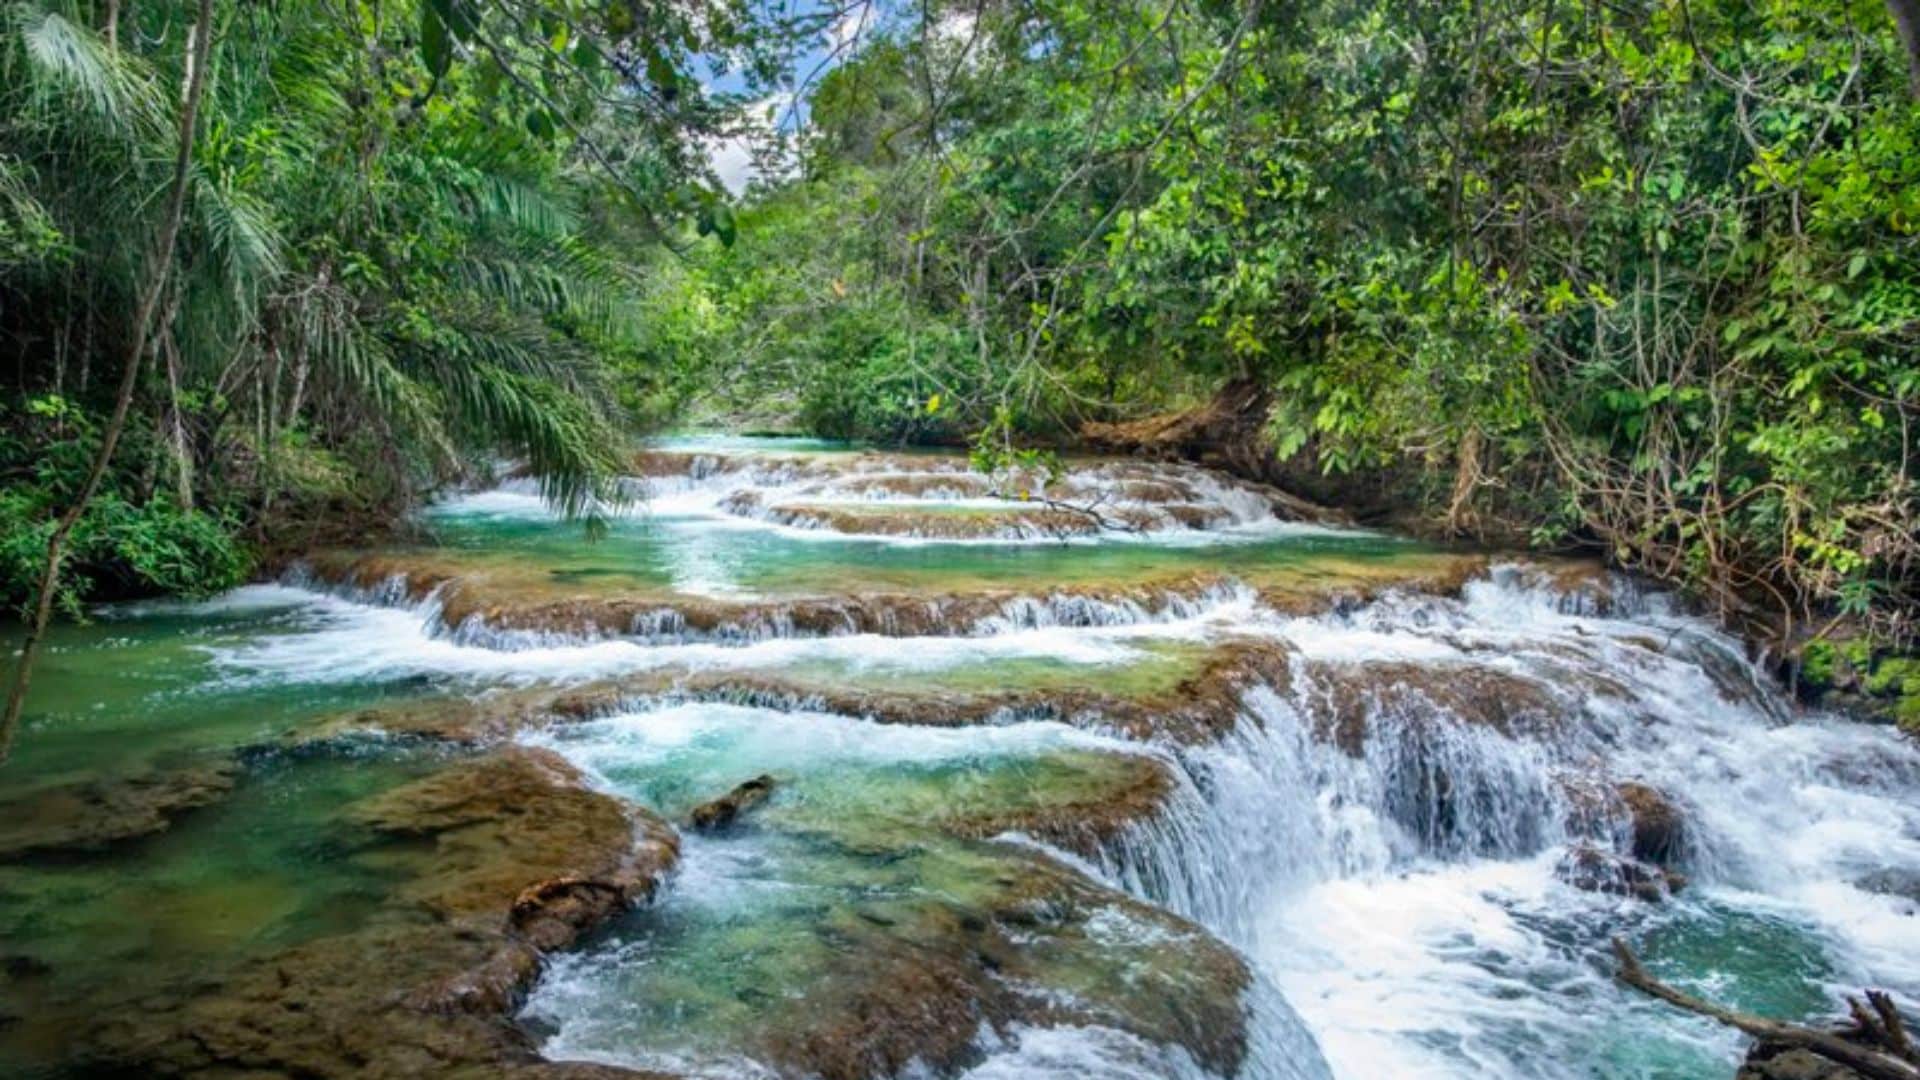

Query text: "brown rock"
[1305, 660, 1565, 755]
[688, 774, 776, 832]
[1617, 781, 1686, 865]
[84, 747, 679, 1079]
[0, 757, 238, 860]
[935, 753, 1175, 857]
[1555, 845, 1685, 902]
[749, 856, 1252, 1080]
[300, 542, 1489, 650]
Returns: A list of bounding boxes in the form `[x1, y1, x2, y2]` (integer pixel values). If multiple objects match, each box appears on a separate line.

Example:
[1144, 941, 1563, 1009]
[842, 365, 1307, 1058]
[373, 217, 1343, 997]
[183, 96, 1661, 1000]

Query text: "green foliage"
[1798, 639, 1841, 691]
[1, 0, 810, 612]
[629, 174, 990, 441]
[0, 491, 247, 614]
[0, 399, 248, 613]
[682, 0, 1920, 637]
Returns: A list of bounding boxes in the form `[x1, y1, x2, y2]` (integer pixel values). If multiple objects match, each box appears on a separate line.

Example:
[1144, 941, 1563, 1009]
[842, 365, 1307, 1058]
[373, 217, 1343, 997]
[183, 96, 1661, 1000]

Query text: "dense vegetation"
[0, 0, 782, 587]
[652, 0, 1920, 660]
[4, 0, 1920, 723]
[0, 0, 816, 750]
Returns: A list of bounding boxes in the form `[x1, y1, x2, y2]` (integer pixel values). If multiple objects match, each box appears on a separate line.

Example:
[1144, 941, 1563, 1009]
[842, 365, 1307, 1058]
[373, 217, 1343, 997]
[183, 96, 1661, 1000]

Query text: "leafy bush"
[0, 399, 248, 615]
[0, 490, 249, 615]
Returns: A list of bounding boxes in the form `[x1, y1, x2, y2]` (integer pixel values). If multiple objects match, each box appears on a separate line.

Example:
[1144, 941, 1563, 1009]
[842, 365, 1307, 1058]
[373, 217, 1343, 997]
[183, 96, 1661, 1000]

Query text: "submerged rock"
[724, 490, 1106, 540]
[0, 757, 238, 860]
[688, 774, 776, 832]
[741, 853, 1253, 1080]
[84, 747, 679, 1078]
[1555, 845, 1685, 902]
[933, 752, 1174, 858]
[1854, 867, 1920, 904]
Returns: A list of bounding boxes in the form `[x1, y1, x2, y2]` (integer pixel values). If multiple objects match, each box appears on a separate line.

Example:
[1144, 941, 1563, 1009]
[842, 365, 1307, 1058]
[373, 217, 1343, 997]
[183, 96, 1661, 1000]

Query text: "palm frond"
[193, 169, 285, 302]
[4, 5, 163, 137]
[439, 360, 626, 518]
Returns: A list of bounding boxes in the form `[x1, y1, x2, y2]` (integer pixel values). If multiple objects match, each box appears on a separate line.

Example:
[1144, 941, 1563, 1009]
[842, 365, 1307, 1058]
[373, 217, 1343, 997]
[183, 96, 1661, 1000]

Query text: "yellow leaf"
[925, 393, 942, 415]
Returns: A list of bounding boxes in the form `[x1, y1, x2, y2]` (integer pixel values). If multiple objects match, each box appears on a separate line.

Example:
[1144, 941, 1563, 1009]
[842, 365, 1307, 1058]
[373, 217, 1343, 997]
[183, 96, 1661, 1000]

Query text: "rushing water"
[3, 438, 1917, 1079]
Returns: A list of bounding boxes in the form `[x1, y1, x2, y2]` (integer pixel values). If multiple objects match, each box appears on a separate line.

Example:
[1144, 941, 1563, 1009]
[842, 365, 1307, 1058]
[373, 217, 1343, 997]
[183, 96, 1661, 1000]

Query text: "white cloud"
[704, 92, 798, 197]
[826, 1, 875, 52]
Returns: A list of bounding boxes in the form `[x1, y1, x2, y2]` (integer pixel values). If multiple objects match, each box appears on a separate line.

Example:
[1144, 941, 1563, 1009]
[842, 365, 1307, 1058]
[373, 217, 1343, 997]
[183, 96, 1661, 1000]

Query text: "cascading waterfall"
[1073, 569, 1920, 1078]
[274, 456, 1920, 1077]
[22, 443, 1916, 1080]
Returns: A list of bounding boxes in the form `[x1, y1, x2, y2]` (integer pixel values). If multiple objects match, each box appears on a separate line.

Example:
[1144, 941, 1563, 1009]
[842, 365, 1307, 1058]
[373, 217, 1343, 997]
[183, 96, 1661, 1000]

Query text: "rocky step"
[295, 548, 1493, 647]
[82, 746, 680, 1079]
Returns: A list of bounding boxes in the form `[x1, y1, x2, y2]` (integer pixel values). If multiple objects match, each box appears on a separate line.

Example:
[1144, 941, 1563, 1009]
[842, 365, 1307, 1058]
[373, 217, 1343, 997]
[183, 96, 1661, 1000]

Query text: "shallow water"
[421, 487, 1404, 600]
[4, 438, 1917, 1079]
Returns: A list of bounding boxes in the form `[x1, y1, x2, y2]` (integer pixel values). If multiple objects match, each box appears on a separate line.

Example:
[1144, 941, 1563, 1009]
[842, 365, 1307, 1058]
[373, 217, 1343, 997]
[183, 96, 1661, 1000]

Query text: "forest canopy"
[3, 0, 1919, 648]
[647, 0, 1920, 644]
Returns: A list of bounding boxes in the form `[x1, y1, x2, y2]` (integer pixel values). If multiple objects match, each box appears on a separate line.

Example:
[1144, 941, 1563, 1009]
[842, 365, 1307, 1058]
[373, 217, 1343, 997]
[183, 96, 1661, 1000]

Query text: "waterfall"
[208, 456, 1920, 1079]
[1068, 568, 1920, 1078]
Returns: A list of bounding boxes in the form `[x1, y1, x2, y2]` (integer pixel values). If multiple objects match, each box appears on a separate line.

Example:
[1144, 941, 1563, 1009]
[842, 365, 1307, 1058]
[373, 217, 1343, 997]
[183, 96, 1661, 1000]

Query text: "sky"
[704, 1, 882, 195]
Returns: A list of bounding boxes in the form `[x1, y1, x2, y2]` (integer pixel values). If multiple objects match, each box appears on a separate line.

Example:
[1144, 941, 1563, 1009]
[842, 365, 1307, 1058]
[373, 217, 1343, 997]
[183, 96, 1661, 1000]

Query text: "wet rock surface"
[688, 774, 776, 832]
[81, 747, 679, 1078]
[1854, 867, 1920, 907]
[1616, 781, 1687, 865]
[932, 752, 1175, 857]
[1736, 1043, 1867, 1080]
[0, 757, 239, 860]
[1555, 844, 1685, 902]
[735, 852, 1252, 1080]
[1305, 659, 1567, 755]
[297, 636, 1302, 750]
[300, 541, 1491, 649]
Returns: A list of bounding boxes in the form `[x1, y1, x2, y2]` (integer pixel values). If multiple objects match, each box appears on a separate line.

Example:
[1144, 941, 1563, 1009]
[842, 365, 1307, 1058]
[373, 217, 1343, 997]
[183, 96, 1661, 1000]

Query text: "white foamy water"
[434, 450, 1366, 547]
[170, 448, 1920, 1080]
[1069, 567, 1920, 1079]
[197, 581, 1260, 689]
[523, 699, 1146, 780]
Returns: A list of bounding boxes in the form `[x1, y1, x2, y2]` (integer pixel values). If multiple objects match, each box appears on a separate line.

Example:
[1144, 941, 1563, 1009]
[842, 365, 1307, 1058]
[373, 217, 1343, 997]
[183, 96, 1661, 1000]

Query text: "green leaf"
[421, 4, 452, 79]
[645, 49, 676, 91]
[429, 0, 475, 42]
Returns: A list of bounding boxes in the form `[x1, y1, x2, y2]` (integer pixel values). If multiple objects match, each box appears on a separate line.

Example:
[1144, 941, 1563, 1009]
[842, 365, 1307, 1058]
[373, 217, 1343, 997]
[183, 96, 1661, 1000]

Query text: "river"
[2, 436, 1915, 1079]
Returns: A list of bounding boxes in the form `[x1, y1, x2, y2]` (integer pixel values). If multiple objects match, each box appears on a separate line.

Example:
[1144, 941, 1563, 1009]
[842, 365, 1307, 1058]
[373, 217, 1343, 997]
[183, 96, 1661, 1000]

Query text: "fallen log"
[1611, 939, 1920, 1080]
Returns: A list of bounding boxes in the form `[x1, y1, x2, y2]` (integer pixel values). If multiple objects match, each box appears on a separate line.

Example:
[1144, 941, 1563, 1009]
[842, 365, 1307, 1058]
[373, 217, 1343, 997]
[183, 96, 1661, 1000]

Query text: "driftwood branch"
[1612, 939, 1920, 1080]
[984, 487, 1146, 536]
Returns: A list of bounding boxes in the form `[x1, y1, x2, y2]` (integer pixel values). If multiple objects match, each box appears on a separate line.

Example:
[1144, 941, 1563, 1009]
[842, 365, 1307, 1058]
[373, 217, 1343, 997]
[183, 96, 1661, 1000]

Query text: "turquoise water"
[422, 503, 1419, 598]
[3, 439, 1917, 1079]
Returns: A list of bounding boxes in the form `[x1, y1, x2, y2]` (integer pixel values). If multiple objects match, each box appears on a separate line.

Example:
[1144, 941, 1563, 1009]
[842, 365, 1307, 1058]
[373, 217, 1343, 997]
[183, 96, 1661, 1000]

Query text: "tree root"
[1611, 939, 1920, 1080]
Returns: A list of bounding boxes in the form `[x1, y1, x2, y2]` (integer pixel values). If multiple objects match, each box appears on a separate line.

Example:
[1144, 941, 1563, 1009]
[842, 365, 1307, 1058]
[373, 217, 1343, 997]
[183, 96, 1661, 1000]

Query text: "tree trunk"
[165, 331, 193, 509]
[1446, 425, 1485, 537]
[1893, 0, 1920, 100]
[0, 0, 216, 766]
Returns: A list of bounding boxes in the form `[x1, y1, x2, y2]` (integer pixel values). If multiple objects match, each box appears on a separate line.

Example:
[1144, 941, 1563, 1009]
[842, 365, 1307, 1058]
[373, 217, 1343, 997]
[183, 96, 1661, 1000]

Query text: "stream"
[2, 436, 1917, 1079]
